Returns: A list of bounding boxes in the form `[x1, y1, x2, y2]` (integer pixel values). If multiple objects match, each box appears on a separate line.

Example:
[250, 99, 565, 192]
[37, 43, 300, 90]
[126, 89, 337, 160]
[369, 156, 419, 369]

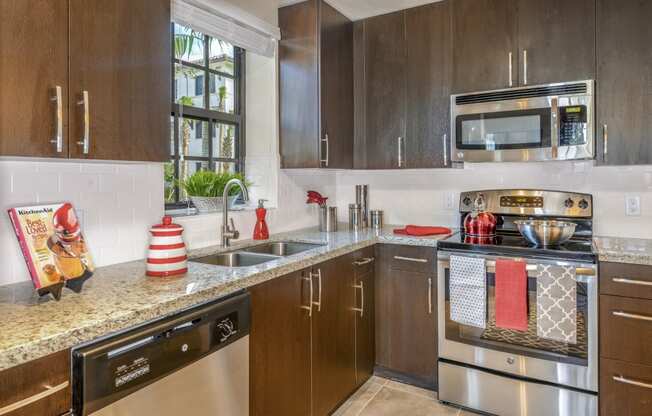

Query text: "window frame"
[167, 23, 246, 210]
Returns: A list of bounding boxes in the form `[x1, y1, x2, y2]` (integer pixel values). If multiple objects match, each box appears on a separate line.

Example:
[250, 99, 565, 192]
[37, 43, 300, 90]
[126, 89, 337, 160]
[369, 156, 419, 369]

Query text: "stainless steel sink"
[243, 241, 326, 257]
[191, 252, 280, 267]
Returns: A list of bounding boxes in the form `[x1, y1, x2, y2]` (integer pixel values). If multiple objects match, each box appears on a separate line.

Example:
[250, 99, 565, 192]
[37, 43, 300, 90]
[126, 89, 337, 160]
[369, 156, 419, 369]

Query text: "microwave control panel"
[559, 105, 588, 146]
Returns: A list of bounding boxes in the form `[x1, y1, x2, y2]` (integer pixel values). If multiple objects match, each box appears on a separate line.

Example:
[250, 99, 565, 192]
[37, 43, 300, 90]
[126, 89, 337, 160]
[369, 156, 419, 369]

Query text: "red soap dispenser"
[253, 199, 269, 240]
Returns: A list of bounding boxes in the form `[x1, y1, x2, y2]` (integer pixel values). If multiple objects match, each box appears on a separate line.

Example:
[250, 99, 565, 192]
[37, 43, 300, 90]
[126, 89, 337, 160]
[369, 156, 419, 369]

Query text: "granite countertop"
[593, 236, 652, 266]
[0, 225, 449, 371]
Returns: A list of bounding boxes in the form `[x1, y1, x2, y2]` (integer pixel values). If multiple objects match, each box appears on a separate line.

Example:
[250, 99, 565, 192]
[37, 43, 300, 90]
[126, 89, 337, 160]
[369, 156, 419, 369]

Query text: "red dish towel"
[393, 225, 452, 236]
[495, 259, 528, 331]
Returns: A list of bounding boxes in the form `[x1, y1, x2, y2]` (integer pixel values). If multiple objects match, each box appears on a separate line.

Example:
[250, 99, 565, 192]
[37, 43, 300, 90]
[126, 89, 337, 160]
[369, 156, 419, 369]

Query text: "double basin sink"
[191, 241, 326, 268]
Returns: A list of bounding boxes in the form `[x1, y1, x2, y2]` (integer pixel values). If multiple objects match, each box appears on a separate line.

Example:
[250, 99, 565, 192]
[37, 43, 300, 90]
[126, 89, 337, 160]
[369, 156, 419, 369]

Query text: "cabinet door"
[279, 0, 320, 168]
[375, 245, 438, 389]
[250, 270, 312, 416]
[0, 350, 70, 416]
[406, 1, 451, 169]
[517, 0, 595, 86]
[596, 0, 652, 165]
[359, 12, 406, 169]
[601, 358, 652, 416]
[0, 1, 68, 158]
[69, 0, 170, 162]
[320, 1, 353, 169]
[452, 0, 517, 93]
[312, 256, 356, 416]
[354, 250, 375, 387]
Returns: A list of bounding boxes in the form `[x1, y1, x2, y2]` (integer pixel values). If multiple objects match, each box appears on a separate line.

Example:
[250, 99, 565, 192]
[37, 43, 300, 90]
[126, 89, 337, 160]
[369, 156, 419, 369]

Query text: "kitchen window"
[166, 22, 245, 209]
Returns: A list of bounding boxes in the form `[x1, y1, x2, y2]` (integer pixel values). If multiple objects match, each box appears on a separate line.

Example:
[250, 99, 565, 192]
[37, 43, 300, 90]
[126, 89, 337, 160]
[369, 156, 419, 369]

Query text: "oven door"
[437, 250, 598, 392]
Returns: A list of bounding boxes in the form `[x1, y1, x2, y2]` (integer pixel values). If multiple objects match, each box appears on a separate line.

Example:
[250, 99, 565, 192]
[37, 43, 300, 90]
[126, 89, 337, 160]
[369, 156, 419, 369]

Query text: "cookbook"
[8, 203, 95, 300]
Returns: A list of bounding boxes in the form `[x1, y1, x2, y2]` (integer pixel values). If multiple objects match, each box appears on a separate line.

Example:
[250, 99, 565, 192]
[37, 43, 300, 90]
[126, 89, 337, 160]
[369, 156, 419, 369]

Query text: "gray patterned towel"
[536, 264, 577, 344]
[450, 255, 487, 328]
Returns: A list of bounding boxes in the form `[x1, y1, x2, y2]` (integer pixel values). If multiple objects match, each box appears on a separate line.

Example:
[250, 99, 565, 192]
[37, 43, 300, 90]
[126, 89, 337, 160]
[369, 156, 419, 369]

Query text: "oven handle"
[436, 255, 596, 276]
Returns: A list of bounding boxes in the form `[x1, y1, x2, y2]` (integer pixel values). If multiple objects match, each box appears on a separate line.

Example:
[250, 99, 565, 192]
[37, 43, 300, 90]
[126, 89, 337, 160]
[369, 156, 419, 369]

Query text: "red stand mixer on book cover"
[8, 203, 95, 300]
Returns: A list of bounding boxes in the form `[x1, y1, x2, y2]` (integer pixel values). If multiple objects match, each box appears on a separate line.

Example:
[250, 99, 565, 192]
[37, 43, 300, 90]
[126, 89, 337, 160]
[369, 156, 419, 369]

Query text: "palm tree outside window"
[166, 22, 245, 208]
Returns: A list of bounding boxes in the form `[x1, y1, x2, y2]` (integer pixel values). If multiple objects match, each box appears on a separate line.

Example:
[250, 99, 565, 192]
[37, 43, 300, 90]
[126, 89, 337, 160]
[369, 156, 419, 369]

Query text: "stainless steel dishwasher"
[72, 291, 250, 416]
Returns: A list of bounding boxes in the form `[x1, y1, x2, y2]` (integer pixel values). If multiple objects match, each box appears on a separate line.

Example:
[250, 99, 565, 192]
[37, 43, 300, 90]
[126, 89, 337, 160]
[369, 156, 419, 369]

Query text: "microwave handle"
[551, 97, 559, 159]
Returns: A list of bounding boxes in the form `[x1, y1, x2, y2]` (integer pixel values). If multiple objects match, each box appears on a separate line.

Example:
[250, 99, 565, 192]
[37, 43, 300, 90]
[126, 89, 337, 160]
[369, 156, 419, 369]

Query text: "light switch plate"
[444, 193, 455, 210]
[625, 195, 641, 216]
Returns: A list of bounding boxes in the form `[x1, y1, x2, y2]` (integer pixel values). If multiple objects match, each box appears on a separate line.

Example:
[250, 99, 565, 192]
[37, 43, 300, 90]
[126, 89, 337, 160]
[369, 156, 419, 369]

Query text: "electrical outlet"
[444, 193, 455, 210]
[625, 195, 641, 216]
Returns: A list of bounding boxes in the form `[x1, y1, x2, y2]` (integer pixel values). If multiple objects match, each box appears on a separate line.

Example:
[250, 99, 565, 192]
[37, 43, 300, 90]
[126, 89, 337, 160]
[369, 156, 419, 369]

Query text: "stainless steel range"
[437, 190, 598, 416]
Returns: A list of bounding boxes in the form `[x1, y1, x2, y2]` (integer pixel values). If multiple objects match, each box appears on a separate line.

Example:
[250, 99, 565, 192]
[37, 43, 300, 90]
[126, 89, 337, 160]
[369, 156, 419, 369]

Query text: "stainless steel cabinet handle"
[0, 381, 69, 415]
[442, 133, 448, 166]
[353, 257, 375, 266]
[50, 86, 63, 153]
[311, 269, 322, 312]
[77, 91, 90, 154]
[523, 49, 528, 85]
[353, 281, 364, 317]
[394, 255, 428, 263]
[612, 277, 652, 287]
[603, 124, 608, 162]
[613, 375, 652, 390]
[612, 310, 652, 322]
[428, 277, 433, 314]
[301, 275, 313, 317]
[321, 134, 329, 167]
[508, 52, 513, 87]
[397, 137, 404, 168]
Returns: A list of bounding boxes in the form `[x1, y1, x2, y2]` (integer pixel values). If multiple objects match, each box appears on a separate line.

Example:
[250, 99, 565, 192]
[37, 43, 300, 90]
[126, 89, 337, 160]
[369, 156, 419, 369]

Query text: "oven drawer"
[600, 358, 652, 416]
[600, 262, 652, 300]
[380, 245, 435, 274]
[600, 295, 652, 365]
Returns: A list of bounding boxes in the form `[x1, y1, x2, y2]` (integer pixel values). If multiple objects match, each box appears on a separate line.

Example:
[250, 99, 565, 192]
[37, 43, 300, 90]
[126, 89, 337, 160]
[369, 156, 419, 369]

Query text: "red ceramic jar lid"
[150, 216, 183, 234]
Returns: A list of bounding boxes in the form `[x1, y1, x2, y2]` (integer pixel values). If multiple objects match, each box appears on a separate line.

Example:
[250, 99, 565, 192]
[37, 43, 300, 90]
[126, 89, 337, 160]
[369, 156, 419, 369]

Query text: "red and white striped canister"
[146, 216, 188, 277]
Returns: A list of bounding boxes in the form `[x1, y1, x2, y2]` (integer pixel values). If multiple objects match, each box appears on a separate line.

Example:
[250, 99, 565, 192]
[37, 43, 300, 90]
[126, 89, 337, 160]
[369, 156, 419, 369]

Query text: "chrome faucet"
[222, 178, 250, 247]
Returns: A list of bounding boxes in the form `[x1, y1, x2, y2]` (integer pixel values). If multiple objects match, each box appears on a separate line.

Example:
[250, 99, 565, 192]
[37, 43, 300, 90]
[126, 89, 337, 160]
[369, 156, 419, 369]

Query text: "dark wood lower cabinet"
[0, 349, 70, 416]
[375, 244, 438, 389]
[250, 269, 312, 416]
[600, 358, 652, 416]
[354, 247, 376, 387]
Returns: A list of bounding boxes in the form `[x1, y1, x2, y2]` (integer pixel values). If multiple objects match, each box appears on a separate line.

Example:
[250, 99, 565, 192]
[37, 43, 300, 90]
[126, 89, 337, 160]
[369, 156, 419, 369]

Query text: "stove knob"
[217, 319, 235, 342]
[564, 198, 574, 208]
[578, 199, 589, 210]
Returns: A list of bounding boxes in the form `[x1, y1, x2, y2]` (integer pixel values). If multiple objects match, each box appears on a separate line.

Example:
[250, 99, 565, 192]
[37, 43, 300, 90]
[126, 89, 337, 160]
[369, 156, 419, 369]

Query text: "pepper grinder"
[355, 185, 369, 228]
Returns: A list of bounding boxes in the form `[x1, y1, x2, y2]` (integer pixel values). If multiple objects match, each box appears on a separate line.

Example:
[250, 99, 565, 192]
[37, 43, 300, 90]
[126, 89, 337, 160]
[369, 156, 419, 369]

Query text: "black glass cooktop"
[439, 232, 596, 262]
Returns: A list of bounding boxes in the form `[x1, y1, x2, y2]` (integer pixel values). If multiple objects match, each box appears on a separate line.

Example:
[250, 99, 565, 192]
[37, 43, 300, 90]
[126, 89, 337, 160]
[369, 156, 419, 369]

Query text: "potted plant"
[179, 171, 251, 213]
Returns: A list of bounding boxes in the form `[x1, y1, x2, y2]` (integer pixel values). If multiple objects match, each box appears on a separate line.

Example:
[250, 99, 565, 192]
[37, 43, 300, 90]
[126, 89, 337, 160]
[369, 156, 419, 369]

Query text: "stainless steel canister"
[349, 204, 362, 230]
[319, 206, 338, 232]
[355, 185, 369, 228]
[370, 210, 384, 229]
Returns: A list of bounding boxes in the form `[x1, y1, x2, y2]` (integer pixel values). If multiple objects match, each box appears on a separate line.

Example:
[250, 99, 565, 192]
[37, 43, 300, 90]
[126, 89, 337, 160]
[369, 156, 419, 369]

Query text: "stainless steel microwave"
[451, 80, 594, 163]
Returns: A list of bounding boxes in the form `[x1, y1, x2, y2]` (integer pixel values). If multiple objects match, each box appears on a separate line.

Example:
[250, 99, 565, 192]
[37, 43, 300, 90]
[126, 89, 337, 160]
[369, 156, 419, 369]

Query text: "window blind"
[172, 0, 280, 57]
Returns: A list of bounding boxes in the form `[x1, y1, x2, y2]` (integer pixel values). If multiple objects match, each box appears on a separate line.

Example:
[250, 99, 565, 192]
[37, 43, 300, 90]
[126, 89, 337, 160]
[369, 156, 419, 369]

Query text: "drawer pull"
[353, 257, 375, 266]
[612, 310, 652, 322]
[394, 256, 428, 264]
[612, 277, 652, 287]
[0, 381, 68, 415]
[613, 375, 652, 390]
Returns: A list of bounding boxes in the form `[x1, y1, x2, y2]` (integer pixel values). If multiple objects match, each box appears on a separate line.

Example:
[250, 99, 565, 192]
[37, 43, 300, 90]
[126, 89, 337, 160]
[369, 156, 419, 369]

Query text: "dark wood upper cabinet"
[354, 11, 406, 169]
[69, 0, 170, 162]
[517, 0, 595, 86]
[375, 244, 438, 389]
[452, 0, 517, 93]
[405, 1, 452, 169]
[279, 0, 353, 169]
[596, 0, 652, 166]
[250, 269, 312, 416]
[0, 1, 69, 158]
[0, 349, 70, 416]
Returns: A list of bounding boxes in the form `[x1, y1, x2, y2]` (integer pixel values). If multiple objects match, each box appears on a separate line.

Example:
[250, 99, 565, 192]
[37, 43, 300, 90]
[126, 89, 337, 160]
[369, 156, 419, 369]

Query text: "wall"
[334, 161, 652, 239]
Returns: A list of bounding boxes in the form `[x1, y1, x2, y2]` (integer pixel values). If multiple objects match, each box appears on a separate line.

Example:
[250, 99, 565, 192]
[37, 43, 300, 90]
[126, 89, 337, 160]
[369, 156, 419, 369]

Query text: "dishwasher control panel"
[72, 292, 251, 416]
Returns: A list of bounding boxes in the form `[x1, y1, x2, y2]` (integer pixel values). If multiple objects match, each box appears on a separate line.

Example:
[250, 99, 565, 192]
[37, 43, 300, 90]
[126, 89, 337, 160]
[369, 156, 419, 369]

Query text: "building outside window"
[166, 22, 245, 208]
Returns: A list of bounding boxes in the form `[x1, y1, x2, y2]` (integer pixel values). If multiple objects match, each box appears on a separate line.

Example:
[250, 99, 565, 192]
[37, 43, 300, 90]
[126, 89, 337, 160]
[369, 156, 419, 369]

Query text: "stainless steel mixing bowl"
[514, 220, 577, 247]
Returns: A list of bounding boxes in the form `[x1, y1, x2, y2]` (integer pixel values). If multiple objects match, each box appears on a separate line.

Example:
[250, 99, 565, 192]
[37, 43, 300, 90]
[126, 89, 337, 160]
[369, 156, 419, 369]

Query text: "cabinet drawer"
[353, 246, 375, 276]
[0, 350, 70, 416]
[600, 295, 652, 365]
[600, 358, 652, 416]
[379, 245, 435, 274]
[600, 262, 652, 300]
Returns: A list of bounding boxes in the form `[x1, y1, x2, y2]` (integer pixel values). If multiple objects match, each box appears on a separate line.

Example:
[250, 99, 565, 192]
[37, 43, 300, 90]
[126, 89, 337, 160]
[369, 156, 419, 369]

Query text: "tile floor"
[333, 376, 479, 416]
